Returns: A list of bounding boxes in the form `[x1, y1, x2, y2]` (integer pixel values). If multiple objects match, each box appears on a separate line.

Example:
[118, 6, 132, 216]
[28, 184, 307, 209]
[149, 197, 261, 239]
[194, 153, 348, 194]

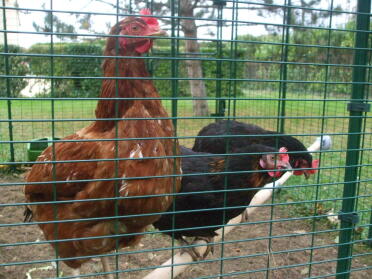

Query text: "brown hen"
[24, 9, 181, 278]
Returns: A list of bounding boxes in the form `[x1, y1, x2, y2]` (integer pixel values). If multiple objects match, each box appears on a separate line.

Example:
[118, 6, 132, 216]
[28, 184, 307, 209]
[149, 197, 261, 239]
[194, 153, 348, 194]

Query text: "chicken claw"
[179, 236, 214, 261]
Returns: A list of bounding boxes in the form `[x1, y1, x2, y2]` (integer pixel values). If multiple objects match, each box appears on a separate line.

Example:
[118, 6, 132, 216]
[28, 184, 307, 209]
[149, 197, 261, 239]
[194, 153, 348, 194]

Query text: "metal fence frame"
[1, 0, 371, 278]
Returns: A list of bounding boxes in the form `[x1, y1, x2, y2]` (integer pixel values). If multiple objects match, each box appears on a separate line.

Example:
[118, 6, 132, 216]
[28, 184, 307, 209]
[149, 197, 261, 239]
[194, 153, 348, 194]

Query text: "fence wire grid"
[0, 0, 371, 279]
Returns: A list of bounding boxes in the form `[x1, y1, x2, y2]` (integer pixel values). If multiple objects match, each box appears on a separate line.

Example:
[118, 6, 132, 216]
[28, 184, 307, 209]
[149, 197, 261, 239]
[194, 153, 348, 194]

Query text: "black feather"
[23, 207, 33, 222]
[192, 120, 313, 169]
[154, 144, 276, 240]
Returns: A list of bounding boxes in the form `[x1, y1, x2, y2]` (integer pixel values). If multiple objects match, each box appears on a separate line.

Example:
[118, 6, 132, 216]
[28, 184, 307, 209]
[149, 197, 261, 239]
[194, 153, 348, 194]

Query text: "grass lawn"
[0, 90, 371, 240]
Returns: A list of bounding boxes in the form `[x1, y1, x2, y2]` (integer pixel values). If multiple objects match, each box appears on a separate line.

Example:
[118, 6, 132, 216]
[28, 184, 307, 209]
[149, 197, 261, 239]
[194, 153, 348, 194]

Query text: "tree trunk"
[180, 0, 209, 116]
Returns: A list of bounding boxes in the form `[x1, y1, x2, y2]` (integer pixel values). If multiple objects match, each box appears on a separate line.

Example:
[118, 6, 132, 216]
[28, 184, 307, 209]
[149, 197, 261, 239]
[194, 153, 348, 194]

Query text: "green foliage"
[27, 41, 104, 97]
[26, 41, 245, 98]
[33, 12, 77, 41]
[23, 19, 364, 98]
[239, 24, 358, 95]
[152, 44, 246, 97]
[0, 44, 30, 97]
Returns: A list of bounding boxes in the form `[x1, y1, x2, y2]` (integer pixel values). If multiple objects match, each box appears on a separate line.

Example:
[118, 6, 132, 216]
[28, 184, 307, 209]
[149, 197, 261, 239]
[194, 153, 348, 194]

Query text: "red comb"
[140, 8, 151, 15]
[139, 8, 158, 26]
[278, 147, 289, 163]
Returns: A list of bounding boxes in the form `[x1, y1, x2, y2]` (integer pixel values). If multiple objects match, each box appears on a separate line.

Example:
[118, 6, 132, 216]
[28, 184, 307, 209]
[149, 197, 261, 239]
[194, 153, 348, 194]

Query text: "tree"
[179, 0, 210, 116]
[31, 0, 213, 116]
[91, 0, 214, 116]
[140, 0, 216, 116]
[32, 4, 77, 41]
[256, 0, 344, 31]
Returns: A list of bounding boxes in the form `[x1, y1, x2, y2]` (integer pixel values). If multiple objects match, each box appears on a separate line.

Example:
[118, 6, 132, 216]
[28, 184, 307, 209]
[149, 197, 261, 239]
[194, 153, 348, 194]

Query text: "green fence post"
[228, 0, 238, 118]
[170, 0, 179, 130]
[212, 0, 226, 119]
[2, 0, 16, 166]
[335, 0, 371, 278]
[278, 0, 291, 134]
[170, 1, 180, 278]
[366, 207, 372, 247]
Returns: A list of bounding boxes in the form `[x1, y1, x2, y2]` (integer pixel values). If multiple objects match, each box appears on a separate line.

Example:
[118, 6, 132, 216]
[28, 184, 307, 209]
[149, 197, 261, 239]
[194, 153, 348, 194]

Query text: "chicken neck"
[93, 56, 161, 131]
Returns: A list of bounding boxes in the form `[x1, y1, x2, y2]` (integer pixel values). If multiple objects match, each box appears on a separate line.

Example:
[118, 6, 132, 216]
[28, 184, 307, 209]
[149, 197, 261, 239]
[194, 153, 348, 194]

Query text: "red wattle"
[308, 159, 319, 174]
[135, 40, 153, 53]
[268, 170, 283, 178]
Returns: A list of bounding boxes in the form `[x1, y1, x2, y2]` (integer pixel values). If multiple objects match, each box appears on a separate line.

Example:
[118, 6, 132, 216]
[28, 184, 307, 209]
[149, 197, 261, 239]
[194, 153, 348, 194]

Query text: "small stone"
[148, 253, 155, 260]
[293, 230, 306, 234]
[300, 267, 309, 275]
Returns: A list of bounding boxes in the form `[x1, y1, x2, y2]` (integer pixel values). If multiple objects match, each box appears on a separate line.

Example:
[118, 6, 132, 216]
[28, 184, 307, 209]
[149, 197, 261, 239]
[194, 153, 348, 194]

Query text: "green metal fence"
[0, 0, 371, 278]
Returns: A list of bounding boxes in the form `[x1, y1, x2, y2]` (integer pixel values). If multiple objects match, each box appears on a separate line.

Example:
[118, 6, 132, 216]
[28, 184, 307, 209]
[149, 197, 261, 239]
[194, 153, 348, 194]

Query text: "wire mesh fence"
[0, 0, 371, 278]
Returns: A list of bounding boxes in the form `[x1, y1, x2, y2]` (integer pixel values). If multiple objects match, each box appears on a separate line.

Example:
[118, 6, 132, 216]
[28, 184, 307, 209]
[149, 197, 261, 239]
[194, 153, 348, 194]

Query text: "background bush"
[4, 24, 359, 99]
[0, 44, 30, 97]
[241, 25, 355, 95]
[151, 44, 246, 97]
[26, 41, 245, 98]
[27, 41, 104, 97]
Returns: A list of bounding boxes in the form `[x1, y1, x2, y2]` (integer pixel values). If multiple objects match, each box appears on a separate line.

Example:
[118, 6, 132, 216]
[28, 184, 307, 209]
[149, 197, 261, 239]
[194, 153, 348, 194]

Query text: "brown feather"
[209, 159, 225, 173]
[24, 18, 181, 269]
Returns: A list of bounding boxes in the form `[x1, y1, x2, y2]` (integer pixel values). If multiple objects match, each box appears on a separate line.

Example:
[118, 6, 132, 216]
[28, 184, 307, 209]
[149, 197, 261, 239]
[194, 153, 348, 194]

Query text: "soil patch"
[0, 174, 370, 278]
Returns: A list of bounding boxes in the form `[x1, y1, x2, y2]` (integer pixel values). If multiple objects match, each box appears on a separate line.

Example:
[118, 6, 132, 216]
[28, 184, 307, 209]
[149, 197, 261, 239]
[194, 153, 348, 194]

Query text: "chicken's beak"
[148, 29, 167, 37]
[267, 161, 292, 178]
[280, 161, 292, 171]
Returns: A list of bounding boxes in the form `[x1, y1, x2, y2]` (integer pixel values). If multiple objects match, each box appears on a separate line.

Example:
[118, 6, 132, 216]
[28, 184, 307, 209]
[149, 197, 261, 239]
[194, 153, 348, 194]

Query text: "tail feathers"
[23, 207, 33, 222]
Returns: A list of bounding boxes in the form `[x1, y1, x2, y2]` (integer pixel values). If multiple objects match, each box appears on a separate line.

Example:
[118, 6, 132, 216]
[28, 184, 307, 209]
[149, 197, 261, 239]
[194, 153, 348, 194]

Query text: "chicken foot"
[179, 236, 214, 261]
[71, 256, 113, 279]
[101, 256, 115, 279]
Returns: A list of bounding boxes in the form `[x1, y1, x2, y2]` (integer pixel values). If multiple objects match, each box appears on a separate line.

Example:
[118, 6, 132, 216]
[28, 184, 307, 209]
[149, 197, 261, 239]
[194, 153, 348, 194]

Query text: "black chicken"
[153, 144, 291, 259]
[192, 120, 318, 178]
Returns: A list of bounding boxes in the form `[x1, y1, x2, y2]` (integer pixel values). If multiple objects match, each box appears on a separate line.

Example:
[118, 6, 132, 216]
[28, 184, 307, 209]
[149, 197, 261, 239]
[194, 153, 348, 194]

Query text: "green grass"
[0, 90, 371, 240]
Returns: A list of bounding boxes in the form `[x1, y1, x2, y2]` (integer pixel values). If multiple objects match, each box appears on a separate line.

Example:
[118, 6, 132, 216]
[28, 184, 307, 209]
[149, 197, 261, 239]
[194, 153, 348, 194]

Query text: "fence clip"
[347, 102, 370, 112]
[213, 0, 227, 6]
[338, 211, 360, 224]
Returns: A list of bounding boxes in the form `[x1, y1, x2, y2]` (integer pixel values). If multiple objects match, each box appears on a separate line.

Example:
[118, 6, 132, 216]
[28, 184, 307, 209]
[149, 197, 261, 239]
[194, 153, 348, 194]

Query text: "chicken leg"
[101, 256, 115, 279]
[71, 256, 113, 279]
[72, 268, 81, 279]
[179, 236, 214, 261]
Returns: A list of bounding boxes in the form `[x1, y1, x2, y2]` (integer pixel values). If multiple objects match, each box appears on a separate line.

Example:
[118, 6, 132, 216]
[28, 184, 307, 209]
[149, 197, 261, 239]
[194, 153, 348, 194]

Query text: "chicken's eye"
[269, 155, 275, 161]
[132, 25, 139, 31]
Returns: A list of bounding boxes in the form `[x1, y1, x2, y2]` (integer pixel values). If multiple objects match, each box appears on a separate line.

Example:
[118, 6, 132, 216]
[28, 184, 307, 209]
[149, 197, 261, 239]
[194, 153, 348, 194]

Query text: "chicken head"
[108, 8, 166, 54]
[260, 147, 292, 178]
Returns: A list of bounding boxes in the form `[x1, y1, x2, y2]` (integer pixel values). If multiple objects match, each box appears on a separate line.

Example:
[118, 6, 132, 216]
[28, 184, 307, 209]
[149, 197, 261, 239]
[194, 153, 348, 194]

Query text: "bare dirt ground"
[0, 173, 371, 279]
